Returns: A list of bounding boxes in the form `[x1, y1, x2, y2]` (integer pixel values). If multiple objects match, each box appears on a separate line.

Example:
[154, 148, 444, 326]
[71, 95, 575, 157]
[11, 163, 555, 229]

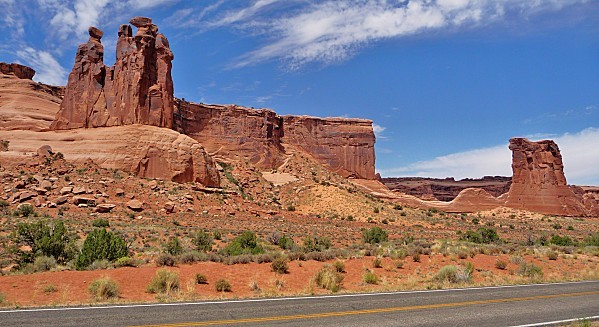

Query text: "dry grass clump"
[312, 265, 344, 292]
[89, 277, 120, 300]
[147, 269, 180, 294]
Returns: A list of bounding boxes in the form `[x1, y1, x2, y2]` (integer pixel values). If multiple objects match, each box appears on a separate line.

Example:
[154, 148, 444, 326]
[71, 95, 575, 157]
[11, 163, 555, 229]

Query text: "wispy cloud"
[378, 127, 599, 185]
[373, 124, 387, 140]
[16, 47, 68, 85]
[0, 0, 25, 38]
[230, 0, 589, 68]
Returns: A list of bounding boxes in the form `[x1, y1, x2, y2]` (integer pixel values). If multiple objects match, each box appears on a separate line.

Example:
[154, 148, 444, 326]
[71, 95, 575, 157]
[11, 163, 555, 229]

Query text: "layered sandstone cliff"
[0, 63, 36, 80]
[503, 138, 589, 216]
[175, 102, 285, 168]
[282, 116, 376, 179]
[50, 17, 174, 130]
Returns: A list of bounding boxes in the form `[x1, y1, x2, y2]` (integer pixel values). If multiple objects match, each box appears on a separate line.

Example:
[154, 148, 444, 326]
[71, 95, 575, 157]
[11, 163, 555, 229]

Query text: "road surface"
[0, 281, 597, 326]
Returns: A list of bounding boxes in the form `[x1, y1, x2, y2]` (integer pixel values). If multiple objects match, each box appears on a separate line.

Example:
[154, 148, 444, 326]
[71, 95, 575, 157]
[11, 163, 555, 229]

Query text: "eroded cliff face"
[282, 116, 376, 179]
[50, 17, 174, 130]
[503, 138, 590, 216]
[0, 63, 35, 80]
[174, 101, 377, 179]
[175, 102, 285, 168]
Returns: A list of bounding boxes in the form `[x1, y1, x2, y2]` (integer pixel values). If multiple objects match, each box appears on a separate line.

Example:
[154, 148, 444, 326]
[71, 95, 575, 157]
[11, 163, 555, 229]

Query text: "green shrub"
[495, 259, 507, 270]
[114, 256, 143, 268]
[89, 277, 120, 300]
[460, 228, 500, 244]
[15, 204, 35, 217]
[550, 235, 575, 246]
[584, 233, 599, 246]
[287, 204, 296, 211]
[434, 263, 473, 283]
[222, 231, 264, 256]
[363, 270, 379, 284]
[76, 229, 128, 270]
[88, 259, 113, 270]
[361, 227, 388, 244]
[156, 253, 176, 267]
[271, 257, 289, 274]
[92, 218, 110, 228]
[193, 231, 213, 252]
[147, 269, 180, 294]
[164, 237, 183, 256]
[195, 273, 208, 284]
[302, 236, 332, 252]
[215, 279, 232, 292]
[278, 235, 296, 250]
[15, 220, 77, 264]
[332, 260, 345, 273]
[32, 255, 56, 272]
[518, 262, 543, 278]
[313, 265, 344, 292]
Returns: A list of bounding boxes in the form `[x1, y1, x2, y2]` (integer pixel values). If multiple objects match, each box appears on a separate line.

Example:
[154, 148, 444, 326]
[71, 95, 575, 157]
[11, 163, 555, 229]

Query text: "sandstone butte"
[1, 16, 596, 217]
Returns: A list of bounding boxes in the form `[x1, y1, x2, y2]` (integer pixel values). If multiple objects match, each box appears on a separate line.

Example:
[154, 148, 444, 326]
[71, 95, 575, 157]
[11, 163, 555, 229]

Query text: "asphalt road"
[1, 281, 598, 327]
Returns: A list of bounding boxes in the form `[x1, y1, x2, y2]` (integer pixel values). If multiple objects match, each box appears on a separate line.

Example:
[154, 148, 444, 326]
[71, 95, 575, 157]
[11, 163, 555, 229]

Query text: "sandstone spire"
[50, 17, 174, 130]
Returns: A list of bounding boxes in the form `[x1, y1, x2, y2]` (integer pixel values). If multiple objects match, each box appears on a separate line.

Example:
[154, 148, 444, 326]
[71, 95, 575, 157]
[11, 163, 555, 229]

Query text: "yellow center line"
[132, 290, 599, 327]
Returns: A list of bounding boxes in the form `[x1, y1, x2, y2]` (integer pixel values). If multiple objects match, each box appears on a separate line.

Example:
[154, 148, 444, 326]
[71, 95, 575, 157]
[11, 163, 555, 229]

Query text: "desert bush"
[547, 251, 558, 260]
[510, 255, 525, 265]
[14, 204, 35, 217]
[278, 235, 296, 250]
[313, 265, 344, 292]
[222, 231, 264, 256]
[164, 236, 183, 256]
[114, 256, 143, 268]
[15, 220, 77, 264]
[412, 253, 421, 262]
[495, 259, 507, 270]
[89, 277, 120, 300]
[76, 229, 128, 270]
[253, 253, 274, 264]
[215, 279, 232, 292]
[361, 227, 388, 245]
[518, 262, 543, 278]
[271, 257, 289, 274]
[179, 251, 207, 264]
[88, 259, 113, 270]
[332, 260, 345, 273]
[226, 254, 253, 265]
[43, 284, 57, 293]
[147, 269, 180, 294]
[156, 253, 176, 267]
[363, 270, 379, 284]
[373, 257, 382, 268]
[195, 273, 208, 284]
[193, 231, 213, 252]
[550, 235, 575, 246]
[396, 261, 404, 269]
[302, 236, 332, 252]
[460, 228, 500, 244]
[266, 231, 281, 245]
[33, 255, 56, 272]
[434, 263, 473, 283]
[92, 218, 110, 228]
[584, 232, 599, 246]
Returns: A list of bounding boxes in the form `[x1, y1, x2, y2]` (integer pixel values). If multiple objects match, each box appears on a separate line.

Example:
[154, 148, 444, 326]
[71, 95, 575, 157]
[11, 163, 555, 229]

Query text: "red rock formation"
[504, 138, 589, 216]
[175, 102, 285, 168]
[50, 17, 174, 130]
[282, 116, 376, 179]
[0, 63, 35, 80]
[382, 176, 511, 201]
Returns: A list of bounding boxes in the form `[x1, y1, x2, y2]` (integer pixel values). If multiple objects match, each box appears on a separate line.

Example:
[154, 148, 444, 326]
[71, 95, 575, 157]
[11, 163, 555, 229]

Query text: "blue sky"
[1, 0, 598, 184]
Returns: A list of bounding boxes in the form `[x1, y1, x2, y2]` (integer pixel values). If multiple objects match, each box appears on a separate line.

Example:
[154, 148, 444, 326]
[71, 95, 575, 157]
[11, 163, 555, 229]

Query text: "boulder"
[60, 186, 73, 195]
[73, 196, 96, 206]
[127, 199, 143, 211]
[37, 145, 53, 157]
[164, 201, 175, 213]
[55, 196, 68, 205]
[95, 203, 115, 213]
[72, 186, 86, 194]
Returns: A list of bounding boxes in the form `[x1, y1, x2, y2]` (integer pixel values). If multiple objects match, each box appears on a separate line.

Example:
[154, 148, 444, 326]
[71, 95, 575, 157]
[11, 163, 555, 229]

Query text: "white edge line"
[510, 315, 599, 327]
[0, 280, 596, 314]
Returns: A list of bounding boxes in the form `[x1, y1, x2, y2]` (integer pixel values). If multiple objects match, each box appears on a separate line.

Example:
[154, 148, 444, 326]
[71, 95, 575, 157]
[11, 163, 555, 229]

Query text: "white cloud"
[128, 0, 178, 10]
[48, 0, 112, 40]
[0, 0, 25, 37]
[378, 127, 599, 186]
[231, 0, 588, 68]
[16, 47, 68, 85]
[373, 124, 387, 140]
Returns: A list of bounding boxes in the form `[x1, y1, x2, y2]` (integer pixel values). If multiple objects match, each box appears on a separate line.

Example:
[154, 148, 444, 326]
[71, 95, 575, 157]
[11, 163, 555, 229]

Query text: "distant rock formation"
[503, 138, 589, 216]
[50, 17, 174, 130]
[0, 62, 35, 80]
[382, 176, 511, 201]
